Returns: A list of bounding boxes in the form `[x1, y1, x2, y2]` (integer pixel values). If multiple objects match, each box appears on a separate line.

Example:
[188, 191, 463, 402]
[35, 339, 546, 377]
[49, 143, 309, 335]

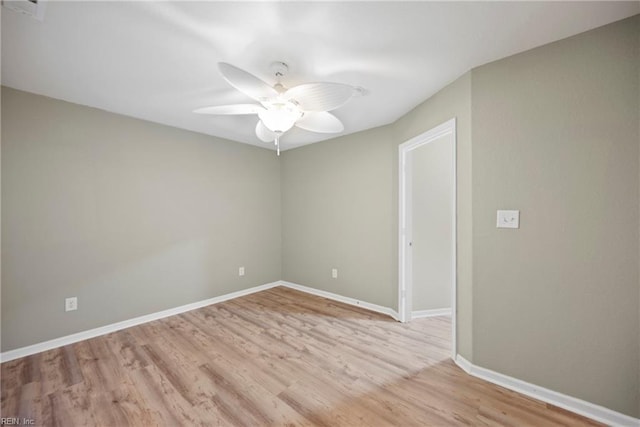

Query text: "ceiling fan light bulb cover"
[258, 102, 302, 133]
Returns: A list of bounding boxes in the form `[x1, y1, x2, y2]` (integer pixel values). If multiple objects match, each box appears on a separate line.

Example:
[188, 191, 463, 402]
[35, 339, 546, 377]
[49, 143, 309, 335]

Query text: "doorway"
[398, 118, 456, 359]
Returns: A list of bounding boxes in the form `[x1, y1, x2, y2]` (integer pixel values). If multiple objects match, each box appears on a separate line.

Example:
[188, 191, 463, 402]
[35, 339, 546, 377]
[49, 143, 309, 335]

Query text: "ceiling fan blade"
[193, 104, 264, 115]
[256, 120, 277, 142]
[218, 63, 278, 101]
[295, 111, 344, 133]
[285, 82, 355, 112]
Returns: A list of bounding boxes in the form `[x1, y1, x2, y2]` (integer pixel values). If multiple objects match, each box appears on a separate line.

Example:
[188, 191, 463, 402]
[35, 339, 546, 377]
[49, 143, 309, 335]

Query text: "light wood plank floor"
[2, 286, 600, 426]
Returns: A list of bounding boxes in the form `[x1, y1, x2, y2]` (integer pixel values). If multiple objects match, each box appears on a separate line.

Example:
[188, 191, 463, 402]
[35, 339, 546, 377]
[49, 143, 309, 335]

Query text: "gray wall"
[471, 15, 639, 417]
[1, 87, 282, 351]
[411, 134, 453, 312]
[281, 125, 396, 308]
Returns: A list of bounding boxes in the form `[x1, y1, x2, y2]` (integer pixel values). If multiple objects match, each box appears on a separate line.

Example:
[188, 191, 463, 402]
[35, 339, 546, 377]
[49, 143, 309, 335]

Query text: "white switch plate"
[239, 266, 245, 276]
[65, 297, 78, 312]
[497, 210, 520, 229]
[332, 268, 338, 279]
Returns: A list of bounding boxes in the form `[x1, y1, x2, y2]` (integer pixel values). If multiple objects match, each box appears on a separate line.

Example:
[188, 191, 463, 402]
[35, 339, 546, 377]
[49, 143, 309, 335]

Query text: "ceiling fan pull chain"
[276, 136, 280, 156]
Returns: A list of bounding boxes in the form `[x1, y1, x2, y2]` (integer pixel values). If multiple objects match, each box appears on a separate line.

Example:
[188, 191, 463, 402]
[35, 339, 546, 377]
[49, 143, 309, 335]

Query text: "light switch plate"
[497, 210, 519, 229]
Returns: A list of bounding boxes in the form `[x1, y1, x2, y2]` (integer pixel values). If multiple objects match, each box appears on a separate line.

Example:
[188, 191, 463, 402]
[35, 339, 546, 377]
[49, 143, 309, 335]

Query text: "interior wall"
[1, 87, 282, 352]
[281, 125, 396, 308]
[411, 134, 453, 312]
[471, 15, 639, 417]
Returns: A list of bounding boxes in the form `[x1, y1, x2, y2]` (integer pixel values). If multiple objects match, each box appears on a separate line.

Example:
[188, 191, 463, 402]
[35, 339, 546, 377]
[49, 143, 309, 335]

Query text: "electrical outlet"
[65, 297, 78, 312]
[239, 266, 245, 277]
[332, 268, 338, 279]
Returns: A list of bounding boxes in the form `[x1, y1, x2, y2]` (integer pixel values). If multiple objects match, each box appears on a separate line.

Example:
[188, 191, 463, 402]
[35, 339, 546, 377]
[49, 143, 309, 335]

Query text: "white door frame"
[398, 118, 457, 359]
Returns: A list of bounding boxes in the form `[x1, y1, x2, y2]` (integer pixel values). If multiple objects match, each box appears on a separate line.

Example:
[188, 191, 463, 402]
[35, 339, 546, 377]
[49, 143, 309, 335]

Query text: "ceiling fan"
[194, 62, 360, 155]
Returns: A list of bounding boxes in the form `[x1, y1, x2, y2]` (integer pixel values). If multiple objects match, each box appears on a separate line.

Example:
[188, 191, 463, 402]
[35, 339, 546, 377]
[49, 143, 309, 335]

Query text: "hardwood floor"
[2, 286, 600, 426]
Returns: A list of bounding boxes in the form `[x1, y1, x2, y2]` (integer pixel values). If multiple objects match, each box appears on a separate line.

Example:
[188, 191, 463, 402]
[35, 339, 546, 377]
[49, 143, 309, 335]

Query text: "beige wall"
[471, 15, 639, 417]
[411, 134, 453, 312]
[281, 125, 396, 307]
[1, 87, 282, 352]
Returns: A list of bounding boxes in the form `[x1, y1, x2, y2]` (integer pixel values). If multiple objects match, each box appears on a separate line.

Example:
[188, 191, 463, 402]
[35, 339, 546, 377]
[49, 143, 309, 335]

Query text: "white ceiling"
[2, 1, 638, 151]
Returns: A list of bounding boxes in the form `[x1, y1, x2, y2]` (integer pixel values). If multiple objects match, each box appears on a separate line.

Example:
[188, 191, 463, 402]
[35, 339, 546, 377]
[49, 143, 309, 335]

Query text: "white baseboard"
[3, 283, 634, 426]
[412, 308, 451, 318]
[454, 355, 639, 427]
[0, 282, 281, 363]
[1, 280, 400, 363]
[279, 280, 400, 321]
[454, 353, 473, 374]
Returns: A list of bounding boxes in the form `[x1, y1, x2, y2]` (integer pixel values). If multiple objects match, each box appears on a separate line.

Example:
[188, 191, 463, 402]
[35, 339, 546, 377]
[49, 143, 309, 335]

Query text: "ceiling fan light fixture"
[258, 101, 303, 134]
[196, 62, 357, 155]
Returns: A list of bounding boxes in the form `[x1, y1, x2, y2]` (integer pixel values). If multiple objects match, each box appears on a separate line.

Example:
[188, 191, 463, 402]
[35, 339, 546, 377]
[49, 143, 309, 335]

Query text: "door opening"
[398, 118, 457, 359]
